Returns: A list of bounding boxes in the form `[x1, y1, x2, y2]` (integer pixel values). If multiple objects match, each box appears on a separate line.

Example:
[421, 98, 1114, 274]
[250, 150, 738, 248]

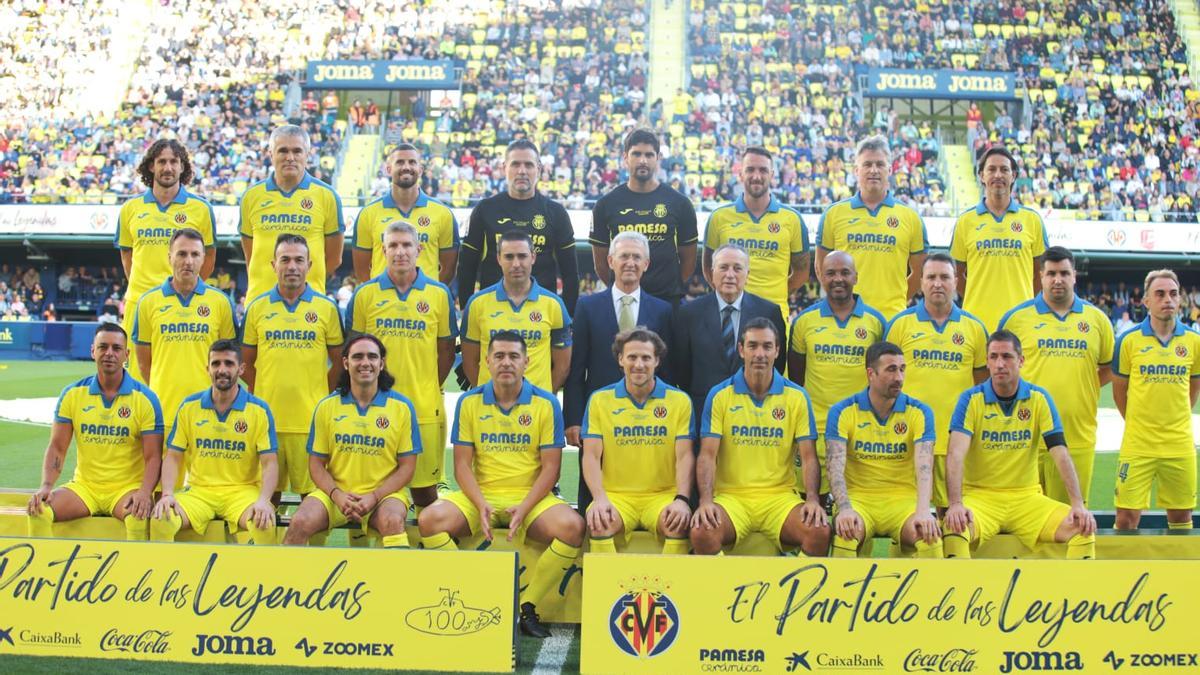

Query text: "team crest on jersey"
[518, 413, 533, 427]
[854, 327, 868, 340]
[1176, 345, 1189, 359]
[234, 419, 248, 434]
[532, 214, 546, 230]
[1010, 222, 1024, 233]
[772, 407, 786, 421]
[117, 406, 132, 419]
[1017, 407, 1031, 421]
[951, 332, 965, 346]
[529, 310, 543, 323]
[415, 300, 430, 314]
[303, 311, 318, 324]
[300, 198, 314, 210]
[174, 212, 187, 225]
[609, 577, 679, 658]
[767, 221, 781, 234]
[893, 421, 908, 435]
[886, 216, 900, 229]
[653, 204, 668, 218]
[1077, 321, 1090, 334]
[653, 405, 668, 419]
[418, 215, 431, 227]
[376, 416, 390, 430]
[196, 304, 211, 318]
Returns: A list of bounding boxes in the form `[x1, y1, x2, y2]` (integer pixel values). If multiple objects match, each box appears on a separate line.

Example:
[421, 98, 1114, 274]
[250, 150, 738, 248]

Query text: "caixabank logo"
[609, 576, 679, 658]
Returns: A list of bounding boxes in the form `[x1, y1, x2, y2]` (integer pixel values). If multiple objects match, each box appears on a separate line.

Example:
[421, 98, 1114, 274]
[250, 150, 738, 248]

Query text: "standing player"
[134, 228, 236, 449]
[418, 332, 585, 639]
[815, 135, 927, 319]
[115, 139, 216, 379]
[242, 234, 344, 496]
[582, 328, 693, 554]
[998, 246, 1113, 505]
[27, 324, 162, 541]
[788, 251, 886, 500]
[282, 335, 421, 548]
[461, 230, 572, 392]
[950, 146, 1048, 331]
[943, 331, 1097, 559]
[826, 342, 942, 558]
[457, 139, 579, 313]
[240, 125, 345, 302]
[591, 129, 698, 305]
[885, 253, 988, 511]
[347, 222, 456, 508]
[353, 143, 459, 284]
[1112, 269, 1200, 530]
[690, 318, 830, 556]
[151, 340, 278, 545]
[704, 146, 810, 321]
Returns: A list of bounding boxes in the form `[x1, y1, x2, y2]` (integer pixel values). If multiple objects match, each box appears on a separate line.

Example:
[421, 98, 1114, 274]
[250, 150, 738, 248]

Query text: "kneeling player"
[282, 335, 421, 548]
[151, 340, 278, 544]
[582, 328, 693, 554]
[28, 324, 162, 540]
[418, 332, 584, 638]
[943, 330, 1097, 559]
[690, 317, 830, 556]
[827, 342, 942, 558]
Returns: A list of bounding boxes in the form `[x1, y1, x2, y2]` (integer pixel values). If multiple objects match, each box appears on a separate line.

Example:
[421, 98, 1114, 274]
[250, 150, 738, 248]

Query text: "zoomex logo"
[609, 577, 679, 658]
[191, 634, 276, 657]
[100, 628, 172, 654]
[1000, 650, 1083, 672]
[903, 648, 977, 672]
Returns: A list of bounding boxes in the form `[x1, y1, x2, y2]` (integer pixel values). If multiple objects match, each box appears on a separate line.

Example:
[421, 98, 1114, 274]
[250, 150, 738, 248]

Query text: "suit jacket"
[670, 290, 787, 420]
[563, 287, 674, 427]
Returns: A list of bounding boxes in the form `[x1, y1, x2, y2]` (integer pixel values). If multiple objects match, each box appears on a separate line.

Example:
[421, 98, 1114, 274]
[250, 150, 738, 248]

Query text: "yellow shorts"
[276, 433, 313, 495]
[588, 491, 676, 543]
[794, 434, 830, 495]
[62, 480, 140, 516]
[1115, 454, 1197, 510]
[177, 484, 261, 535]
[1042, 447, 1095, 506]
[412, 420, 446, 489]
[963, 487, 1069, 550]
[714, 490, 802, 551]
[849, 492, 916, 543]
[442, 488, 566, 545]
[310, 489, 410, 533]
[933, 455, 948, 508]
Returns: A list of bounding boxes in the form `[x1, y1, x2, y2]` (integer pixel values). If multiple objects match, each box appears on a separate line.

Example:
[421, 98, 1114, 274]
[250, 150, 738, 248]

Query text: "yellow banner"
[582, 555, 1200, 674]
[0, 537, 516, 671]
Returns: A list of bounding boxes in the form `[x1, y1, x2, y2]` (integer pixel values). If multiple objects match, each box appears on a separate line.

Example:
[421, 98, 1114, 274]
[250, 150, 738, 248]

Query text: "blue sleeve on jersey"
[1038, 388, 1065, 435]
[699, 385, 722, 439]
[449, 210, 461, 248]
[815, 208, 829, 250]
[917, 214, 930, 252]
[261, 401, 279, 454]
[949, 389, 975, 436]
[915, 401, 937, 443]
[550, 294, 573, 346]
[147, 390, 165, 435]
[401, 397, 422, 456]
[539, 392, 566, 449]
[344, 285, 362, 334]
[459, 296, 477, 343]
[825, 399, 849, 442]
[306, 402, 327, 457]
[351, 209, 370, 250]
[580, 395, 600, 439]
[165, 407, 182, 449]
[332, 188, 346, 233]
[802, 390, 817, 441]
[53, 383, 75, 424]
[449, 391, 471, 446]
[1111, 329, 1129, 377]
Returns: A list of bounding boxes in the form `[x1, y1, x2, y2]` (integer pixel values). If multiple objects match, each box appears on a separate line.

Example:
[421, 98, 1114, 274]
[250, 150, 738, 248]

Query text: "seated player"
[282, 334, 421, 548]
[690, 317, 830, 556]
[827, 341, 942, 558]
[27, 323, 163, 540]
[943, 330, 1097, 559]
[151, 340, 278, 544]
[418, 331, 585, 639]
[582, 328, 693, 554]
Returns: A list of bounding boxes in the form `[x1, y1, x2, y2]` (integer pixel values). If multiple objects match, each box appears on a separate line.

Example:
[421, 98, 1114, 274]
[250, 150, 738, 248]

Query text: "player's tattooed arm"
[826, 438, 850, 512]
[914, 440, 934, 509]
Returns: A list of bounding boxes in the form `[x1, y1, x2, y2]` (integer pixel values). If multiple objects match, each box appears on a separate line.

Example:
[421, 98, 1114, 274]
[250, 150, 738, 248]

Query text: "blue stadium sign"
[304, 60, 460, 90]
[865, 68, 1018, 100]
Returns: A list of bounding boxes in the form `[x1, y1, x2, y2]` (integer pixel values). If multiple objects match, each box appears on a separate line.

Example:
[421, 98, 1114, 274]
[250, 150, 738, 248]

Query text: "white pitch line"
[530, 624, 575, 675]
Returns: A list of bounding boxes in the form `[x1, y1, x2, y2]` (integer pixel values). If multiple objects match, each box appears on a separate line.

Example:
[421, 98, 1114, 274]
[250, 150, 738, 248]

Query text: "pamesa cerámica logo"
[609, 576, 679, 658]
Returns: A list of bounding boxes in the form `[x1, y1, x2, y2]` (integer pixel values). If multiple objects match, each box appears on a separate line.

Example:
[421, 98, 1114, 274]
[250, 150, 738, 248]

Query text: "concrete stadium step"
[335, 133, 381, 206]
[649, 0, 688, 106]
[945, 144, 980, 211]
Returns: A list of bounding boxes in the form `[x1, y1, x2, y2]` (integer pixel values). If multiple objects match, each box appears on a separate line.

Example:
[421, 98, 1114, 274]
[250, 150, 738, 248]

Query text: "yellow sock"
[943, 532, 971, 559]
[422, 532, 458, 550]
[248, 523, 275, 546]
[662, 537, 689, 555]
[1168, 521, 1193, 531]
[589, 535, 617, 554]
[1066, 533, 1094, 559]
[27, 504, 55, 538]
[124, 515, 149, 541]
[914, 539, 944, 559]
[831, 535, 859, 558]
[520, 538, 580, 606]
[381, 531, 410, 548]
[149, 512, 183, 542]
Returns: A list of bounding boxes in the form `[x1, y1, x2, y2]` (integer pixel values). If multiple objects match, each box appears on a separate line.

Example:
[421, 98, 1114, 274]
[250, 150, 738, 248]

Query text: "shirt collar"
[1034, 294, 1083, 315]
[201, 386, 249, 411]
[731, 368, 785, 397]
[266, 172, 313, 193]
[1139, 317, 1187, 337]
[734, 194, 782, 213]
[339, 388, 392, 408]
[852, 388, 910, 413]
[141, 185, 190, 205]
[269, 283, 316, 305]
[613, 286, 641, 302]
[482, 379, 534, 406]
[160, 277, 210, 297]
[614, 377, 668, 401]
[849, 192, 896, 210]
[818, 295, 866, 318]
[495, 279, 542, 302]
[717, 292, 744, 312]
[381, 190, 429, 211]
[982, 378, 1034, 404]
[975, 197, 1022, 215]
[377, 268, 429, 291]
[88, 372, 135, 396]
[915, 301, 961, 323]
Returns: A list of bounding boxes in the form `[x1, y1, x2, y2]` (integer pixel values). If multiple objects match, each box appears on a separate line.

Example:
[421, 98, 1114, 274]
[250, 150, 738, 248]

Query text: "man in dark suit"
[671, 243, 786, 420]
[565, 231, 673, 514]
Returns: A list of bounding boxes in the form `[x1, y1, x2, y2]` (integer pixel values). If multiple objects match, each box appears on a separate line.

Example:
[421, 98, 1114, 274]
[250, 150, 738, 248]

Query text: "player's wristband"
[674, 494, 689, 504]
[330, 487, 341, 499]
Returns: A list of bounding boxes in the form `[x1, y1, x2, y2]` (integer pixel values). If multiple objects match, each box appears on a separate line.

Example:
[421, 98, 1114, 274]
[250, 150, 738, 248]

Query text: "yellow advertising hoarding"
[0, 537, 516, 671]
[582, 554, 1200, 674]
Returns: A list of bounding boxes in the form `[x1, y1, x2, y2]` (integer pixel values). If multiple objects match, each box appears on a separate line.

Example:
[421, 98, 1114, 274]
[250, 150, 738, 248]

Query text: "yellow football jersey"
[826, 389, 935, 493]
[346, 269, 455, 423]
[704, 196, 808, 315]
[461, 281, 571, 391]
[581, 378, 693, 494]
[451, 380, 564, 489]
[1113, 318, 1200, 457]
[168, 387, 276, 487]
[353, 191, 459, 279]
[950, 379, 1063, 490]
[789, 296, 886, 430]
[998, 295, 1114, 452]
[115, 186, 216, 299]
[701, 369, 817, 493]
[54, 373, 163, 486]
[241, 285, 343, 434]
[950, 200, 1048, 331]
[817, 193, 927, 318]
[307, 389, 421, 494]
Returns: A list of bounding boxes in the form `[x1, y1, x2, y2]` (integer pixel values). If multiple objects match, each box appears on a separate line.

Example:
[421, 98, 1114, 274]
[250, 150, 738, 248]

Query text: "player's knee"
[375, 511, 406, 536]
[417, 504, 450, 536]
[689, 526, 721, 555]
[285, 511, 321, 541]
[557, 510, 586, 547]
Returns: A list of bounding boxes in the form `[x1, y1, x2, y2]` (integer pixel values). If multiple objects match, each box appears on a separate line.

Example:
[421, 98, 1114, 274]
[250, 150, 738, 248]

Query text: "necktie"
[721, 304, 736, 365]
[618, 295, 636, 332]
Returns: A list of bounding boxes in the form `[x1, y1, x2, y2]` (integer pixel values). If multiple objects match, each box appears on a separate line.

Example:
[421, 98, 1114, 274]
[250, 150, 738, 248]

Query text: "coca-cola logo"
[100, 628, 173, 654]
[903, 648, 978, 672]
